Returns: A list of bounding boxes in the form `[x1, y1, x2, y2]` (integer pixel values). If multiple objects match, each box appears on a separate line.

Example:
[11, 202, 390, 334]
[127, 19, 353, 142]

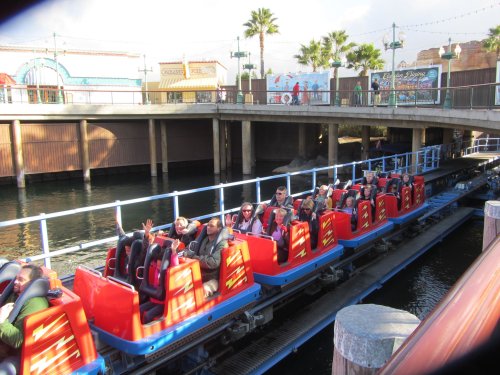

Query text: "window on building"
[196, 91, 212, 103]
[167, 92, 182, 103]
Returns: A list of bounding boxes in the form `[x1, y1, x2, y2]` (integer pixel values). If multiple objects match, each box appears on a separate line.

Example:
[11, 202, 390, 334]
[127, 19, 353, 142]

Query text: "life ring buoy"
[281, 93, 292, 105]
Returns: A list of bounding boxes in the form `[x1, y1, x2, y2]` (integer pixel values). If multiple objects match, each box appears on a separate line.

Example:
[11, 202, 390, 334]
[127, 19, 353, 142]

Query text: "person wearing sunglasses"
[268, 186, 294, 209]
[297, 198, 319, 249]
[225, 202, 263, 234]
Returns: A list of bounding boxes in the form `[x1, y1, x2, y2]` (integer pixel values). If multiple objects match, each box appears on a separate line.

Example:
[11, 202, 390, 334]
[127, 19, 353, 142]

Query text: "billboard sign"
[370, 66, 442, 105]
[266, 72, 331, 105]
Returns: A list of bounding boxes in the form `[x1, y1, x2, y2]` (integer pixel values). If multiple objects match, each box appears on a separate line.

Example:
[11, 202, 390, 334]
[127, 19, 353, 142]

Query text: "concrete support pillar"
[361, 126, 370, 160]
[412, 128, 423, 174]
[483, 201, 500, 251]
[328, 123, 339, 179]
[333, 304, 420, 375]
[212, 118, 220, 174]
[385, 127, 392, 143]
[11, 119, 25, 188]
[242, 120, 252, 175]
[148, 119, 157, 177]
[298, 123, 306, 158]
[219, 120, 227, 172]
[442, 128, 454, 145]
[471, 130, 482, 148]
[160, 120, 168, 174]
[226, 123, 232, 169]
[79, 119, 90, 183]
[251, 124, 256, 167]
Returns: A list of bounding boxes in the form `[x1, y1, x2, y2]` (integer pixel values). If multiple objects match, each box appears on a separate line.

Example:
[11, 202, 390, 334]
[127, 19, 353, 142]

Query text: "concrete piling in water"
[332, 304, 420, 375]
[483, 200, 500, 251]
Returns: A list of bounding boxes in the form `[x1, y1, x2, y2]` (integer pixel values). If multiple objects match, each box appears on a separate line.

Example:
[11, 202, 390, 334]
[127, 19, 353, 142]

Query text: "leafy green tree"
[243, 8, 279, 79]
[346, 43, 385, 76]
[483, 25, 500, 59]
[294, 39, 324, 72]
[322, 30, 356, 78]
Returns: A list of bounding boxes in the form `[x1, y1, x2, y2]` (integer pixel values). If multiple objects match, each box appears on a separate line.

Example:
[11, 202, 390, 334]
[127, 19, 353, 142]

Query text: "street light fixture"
[330, 55, 347, 106]
[243, 52, 257, 93]
[439, 38, 461, 109]
[230, 36, 248, 104]
[383, 23, 406, 107]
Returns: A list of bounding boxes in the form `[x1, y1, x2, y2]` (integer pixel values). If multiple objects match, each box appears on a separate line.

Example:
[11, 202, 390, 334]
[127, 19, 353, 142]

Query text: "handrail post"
[256, 179, 261, 203]
[333, 166, 338, 183]
[423, 150, 428, 172]
[115, 200, 122, 228]
[382, 157, 386, 172]
[470, 87, 473, 110]
[286, 174, 291, 195]
[312, 170, 317, 191]
[351, 162, 356, 183]
[405, 153, 409, 174]
[173, 191, 179, 218]
[219, 184, 225, 223]
[40, 213, 51, 269]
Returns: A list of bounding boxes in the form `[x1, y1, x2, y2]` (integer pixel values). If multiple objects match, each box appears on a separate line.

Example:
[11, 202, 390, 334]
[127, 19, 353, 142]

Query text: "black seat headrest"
[139, 243, 171, 301]
[0, 261, 21, 284]
[0, 258, 10, 270]
[8, 277, 49, 323]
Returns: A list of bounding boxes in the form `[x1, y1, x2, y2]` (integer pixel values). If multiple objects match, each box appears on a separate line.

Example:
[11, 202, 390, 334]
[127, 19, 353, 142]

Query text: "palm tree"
[243, 8, 279, 79]
[346, 43, 385, 77]
[322, 30, 356, 75]
[294, 40, 324, 72]
[483, 25, 500, 60]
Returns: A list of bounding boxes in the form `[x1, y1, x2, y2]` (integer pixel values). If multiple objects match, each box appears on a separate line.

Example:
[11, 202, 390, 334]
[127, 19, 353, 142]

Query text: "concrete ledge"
[334, 304, 420, 371]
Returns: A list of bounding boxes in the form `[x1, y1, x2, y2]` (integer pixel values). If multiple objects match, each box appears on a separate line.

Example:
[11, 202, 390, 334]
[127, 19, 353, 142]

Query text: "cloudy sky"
[0, 0, 498, 81]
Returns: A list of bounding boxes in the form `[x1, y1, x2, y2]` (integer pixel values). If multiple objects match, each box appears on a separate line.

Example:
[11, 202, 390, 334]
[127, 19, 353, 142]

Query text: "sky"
[0, 0, 499, 82]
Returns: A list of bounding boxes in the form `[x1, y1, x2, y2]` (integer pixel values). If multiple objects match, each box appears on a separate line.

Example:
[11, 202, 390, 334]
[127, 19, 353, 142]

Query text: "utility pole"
[230, 36, 247, 104]
[32, 49, 41, 104]
[52, 32, 64, 103]
[138, 54, 153, 104]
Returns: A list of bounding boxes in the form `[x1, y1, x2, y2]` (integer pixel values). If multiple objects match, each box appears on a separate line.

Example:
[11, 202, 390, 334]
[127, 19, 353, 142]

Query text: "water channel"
[0, 162, 485, 374]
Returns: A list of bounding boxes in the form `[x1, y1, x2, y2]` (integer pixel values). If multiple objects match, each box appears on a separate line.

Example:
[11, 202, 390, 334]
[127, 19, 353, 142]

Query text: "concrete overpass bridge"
[1, 103, 499, 186]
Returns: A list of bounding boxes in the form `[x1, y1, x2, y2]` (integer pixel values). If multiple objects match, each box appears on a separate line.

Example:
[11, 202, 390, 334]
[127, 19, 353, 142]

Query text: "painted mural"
[266, 72, 331, 105]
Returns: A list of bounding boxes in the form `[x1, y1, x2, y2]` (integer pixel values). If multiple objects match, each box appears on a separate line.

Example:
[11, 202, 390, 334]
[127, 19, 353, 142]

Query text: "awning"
[159, 77, 218, 90]
[0, 73, 16, 85]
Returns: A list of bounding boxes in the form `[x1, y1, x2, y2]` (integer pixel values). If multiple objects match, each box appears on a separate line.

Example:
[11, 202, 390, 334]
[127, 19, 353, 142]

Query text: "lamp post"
[243, 52, 257, 93]
[230, 36, 247, 104]
[439, 38, 461, 109]
[330, 55, 347, 106]
[138, 54, 153, 104]
[52, 32, 65, 104]
[383, 23, 405, 107]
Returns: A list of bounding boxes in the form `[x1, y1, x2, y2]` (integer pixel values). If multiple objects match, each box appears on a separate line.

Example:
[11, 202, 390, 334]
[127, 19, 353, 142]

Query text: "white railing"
[0, 146, 442, 269]
[464, 138, 500, 155]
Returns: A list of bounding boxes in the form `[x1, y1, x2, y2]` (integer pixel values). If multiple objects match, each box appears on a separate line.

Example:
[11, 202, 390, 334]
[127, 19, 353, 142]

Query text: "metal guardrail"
[1, 83, 499, 109]
[0, 145, 443, 268]
[464, 138, 500, 155]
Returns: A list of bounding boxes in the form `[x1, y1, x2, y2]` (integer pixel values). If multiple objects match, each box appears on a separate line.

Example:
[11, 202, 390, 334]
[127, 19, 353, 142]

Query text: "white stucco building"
[0, 45, 143, 104]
